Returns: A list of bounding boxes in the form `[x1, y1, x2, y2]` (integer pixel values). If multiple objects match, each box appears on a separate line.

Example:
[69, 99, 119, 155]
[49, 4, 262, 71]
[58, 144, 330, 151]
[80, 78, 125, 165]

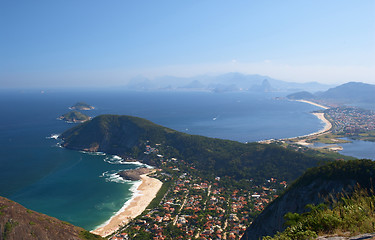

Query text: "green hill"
[60, 114, 335, 183]
[0, 196, 103, 240]
[242, 159, 375, 240]
[59, 111, 91, 123]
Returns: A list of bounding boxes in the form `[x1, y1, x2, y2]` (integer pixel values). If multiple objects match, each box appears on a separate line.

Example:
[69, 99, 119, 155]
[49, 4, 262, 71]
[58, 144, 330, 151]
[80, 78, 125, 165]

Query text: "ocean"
[0, 89, 373, 230]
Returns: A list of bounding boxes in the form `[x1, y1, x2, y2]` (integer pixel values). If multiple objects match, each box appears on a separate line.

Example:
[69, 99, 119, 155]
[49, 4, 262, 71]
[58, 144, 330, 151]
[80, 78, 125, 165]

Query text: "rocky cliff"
[242, 160, 375, 240]
[0, 196, 103, 240]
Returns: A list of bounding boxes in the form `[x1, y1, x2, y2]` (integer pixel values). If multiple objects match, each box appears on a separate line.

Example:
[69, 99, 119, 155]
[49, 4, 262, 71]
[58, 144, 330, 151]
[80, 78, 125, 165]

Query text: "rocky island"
[117, 167, 151, 181]
[59, 111, 91, 123]
[70, 102, 95, 110]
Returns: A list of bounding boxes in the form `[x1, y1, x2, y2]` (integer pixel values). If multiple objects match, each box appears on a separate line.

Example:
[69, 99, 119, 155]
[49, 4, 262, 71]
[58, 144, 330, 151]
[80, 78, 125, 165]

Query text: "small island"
[59, 111, 91, 123]
[70, 102, 95, 110]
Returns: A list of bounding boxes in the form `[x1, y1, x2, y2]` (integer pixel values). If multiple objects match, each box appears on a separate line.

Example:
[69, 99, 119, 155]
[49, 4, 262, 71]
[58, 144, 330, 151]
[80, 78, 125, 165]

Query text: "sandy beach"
[92, 171, 163, 237]
[291, 101, 332, 145]
[295, 99, 329, 109]
[312, 112, 332, 134]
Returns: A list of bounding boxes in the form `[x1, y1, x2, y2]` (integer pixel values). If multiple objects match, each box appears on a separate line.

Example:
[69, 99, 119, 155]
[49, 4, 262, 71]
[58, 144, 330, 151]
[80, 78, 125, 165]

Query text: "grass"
[79, 230, 104, 240]
[3, 220, 18, 240]
[263, 188, 375, 240]
[145, 180, 172, 211]
[306, 133, 351, 144]
[0, 205, 7, 215]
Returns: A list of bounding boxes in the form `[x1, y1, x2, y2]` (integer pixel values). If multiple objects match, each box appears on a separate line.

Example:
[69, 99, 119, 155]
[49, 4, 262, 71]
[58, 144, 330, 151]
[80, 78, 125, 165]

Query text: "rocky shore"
[117, 167, 152, 181]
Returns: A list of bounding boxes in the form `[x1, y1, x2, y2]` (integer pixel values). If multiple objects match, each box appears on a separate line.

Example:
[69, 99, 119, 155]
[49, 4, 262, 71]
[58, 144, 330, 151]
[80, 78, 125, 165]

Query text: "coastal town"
[110, 150, 287, 240]
[103, 100, 375, 240]
[324, 107, 375, 140]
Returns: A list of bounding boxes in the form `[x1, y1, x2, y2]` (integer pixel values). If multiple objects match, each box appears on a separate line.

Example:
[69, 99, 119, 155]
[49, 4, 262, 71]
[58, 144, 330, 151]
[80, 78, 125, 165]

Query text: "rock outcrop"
[0, 196, 103, 240]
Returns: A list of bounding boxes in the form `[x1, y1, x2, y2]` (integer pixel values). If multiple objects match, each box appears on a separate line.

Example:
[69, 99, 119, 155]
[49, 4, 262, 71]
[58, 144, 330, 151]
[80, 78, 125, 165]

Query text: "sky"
[1, 0, 375, 88]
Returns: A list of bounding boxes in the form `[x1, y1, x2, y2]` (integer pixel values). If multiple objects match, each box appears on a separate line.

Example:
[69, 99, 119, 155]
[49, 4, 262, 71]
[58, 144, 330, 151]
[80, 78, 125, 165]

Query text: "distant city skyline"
[1, 0, 374, 88]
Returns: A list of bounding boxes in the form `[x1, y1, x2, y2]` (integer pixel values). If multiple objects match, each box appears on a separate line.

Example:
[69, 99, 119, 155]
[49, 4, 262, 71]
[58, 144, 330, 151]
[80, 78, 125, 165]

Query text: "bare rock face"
[117, 167, 151, 181]
[0, 196, 103, 240]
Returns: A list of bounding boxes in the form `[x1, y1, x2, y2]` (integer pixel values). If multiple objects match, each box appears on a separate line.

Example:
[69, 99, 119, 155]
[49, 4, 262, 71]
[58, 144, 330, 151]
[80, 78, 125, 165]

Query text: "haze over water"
[0, 89, 373, 230]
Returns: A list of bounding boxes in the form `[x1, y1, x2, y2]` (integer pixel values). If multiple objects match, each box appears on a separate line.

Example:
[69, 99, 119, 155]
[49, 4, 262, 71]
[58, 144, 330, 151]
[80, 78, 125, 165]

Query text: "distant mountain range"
[124, 72, 335, 93]
[287, 82, 375, 106]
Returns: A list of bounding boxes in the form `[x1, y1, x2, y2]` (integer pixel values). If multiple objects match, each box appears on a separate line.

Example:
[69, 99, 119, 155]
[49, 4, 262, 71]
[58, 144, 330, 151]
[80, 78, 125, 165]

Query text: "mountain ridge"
[287, 81, 375, 106]
[60, 114, 334, 184]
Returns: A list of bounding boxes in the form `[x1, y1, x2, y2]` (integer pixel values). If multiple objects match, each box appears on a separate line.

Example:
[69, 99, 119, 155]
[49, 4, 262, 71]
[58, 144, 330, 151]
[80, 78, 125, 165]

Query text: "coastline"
[264, 100, 331, 143]
[91, 170, 163, 237]
[289, 100, 332, 145]
[295, 99, 329, 109]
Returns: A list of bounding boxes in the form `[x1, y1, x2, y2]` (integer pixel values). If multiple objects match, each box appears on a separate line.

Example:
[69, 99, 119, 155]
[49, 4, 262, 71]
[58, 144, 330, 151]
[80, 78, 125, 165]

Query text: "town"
[110, 144, 287, 240]
[324, 107, 375, 140]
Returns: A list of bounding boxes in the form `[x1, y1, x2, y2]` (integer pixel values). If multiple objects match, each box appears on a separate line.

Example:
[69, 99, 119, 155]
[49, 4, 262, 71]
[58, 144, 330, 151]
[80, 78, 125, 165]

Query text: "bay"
[0, 88, 367, 230]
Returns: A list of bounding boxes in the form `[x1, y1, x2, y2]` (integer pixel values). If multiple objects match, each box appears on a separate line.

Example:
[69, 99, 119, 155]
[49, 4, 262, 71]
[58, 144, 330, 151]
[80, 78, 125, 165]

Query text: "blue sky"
[1, 0, 374, 87]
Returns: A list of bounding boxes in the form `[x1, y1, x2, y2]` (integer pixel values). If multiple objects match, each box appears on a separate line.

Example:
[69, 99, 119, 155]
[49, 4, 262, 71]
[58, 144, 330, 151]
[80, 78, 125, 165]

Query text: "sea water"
[0, 88, 372, 230]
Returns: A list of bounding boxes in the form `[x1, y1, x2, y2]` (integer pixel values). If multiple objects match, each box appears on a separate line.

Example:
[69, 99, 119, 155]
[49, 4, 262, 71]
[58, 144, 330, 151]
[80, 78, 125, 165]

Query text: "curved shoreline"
[295, 99, 329, 109]
[91, 170, 162, 237]
[259, 100, 332, 144]
[286, 100, 332, 140]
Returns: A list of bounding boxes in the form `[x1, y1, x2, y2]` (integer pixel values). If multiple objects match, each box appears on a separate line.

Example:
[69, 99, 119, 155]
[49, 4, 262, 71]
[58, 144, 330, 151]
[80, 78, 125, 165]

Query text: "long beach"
[92, 170, 163, 237]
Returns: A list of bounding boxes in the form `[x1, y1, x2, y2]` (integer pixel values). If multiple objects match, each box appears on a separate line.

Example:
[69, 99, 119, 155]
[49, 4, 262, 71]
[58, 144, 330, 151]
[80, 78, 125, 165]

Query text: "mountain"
[241, 159, 375, 240]
[316, 82, 375, 104]
[287, 82, 375, 106]
[124, 73, 334, 93]
[60, 115, 335, 183]
[250, 79, 274, 92]
[0, 196, 103, 240]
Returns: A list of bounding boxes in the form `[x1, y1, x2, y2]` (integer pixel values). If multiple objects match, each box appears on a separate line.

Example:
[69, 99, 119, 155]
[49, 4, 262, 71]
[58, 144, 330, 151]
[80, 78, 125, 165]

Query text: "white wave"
[100, 171, 132, 184]
[79, 151, 106, 156]
[103, 155, 153, 168]
[92, 175, 143, 231]
[46, 134, 60, 139]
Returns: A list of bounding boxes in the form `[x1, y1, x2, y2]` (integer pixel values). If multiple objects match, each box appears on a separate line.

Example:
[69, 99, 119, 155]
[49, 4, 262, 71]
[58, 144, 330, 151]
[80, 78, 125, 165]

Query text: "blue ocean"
[0, 89, 373, 230]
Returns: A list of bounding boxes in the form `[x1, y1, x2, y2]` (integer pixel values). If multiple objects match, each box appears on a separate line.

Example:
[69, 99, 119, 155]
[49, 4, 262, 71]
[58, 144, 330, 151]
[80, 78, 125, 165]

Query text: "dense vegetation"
[264, 188, 375, 240]
[242, 159, 375, 240]
[60, 114, 336, 183]
[289, 159, 375, 190]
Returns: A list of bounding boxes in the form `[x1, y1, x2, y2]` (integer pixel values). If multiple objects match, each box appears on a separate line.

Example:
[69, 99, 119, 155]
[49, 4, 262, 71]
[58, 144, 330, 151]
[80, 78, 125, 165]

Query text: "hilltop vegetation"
[264, 188, 375, 240]
[242, 159, 375, 240]
[60, 114, 337, 184]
